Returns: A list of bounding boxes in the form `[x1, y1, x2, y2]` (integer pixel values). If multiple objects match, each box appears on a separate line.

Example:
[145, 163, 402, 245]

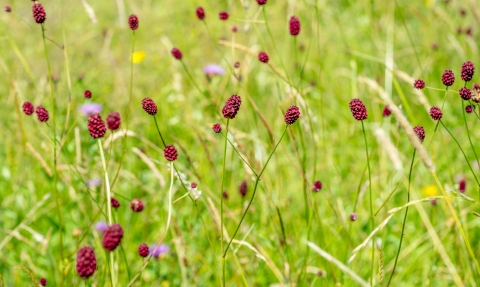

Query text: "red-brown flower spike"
[413, 126, 425, 143]
[102, 224, 124, 251]
[257, 0, 267, 4]
[234, 61, 240, 68]
[32, 4, 46, 24]
[466, 105, 474, 113]
[349, 99, 367, 121]
[23, 102, 34, 115]
[84, 90, 92, 99]
[142, 97, 157, 115]
[312, 180, 322, 192]
[39, 278, 47, 286]
[429, 106, 442, 121]
[222, 94, 242, 119]
[461, 61, 475, 82]
[289, 16, 300, 36]
[76, 246, 97, 279]
[130, 198, 144, 212]
[171, 48, 182, 60]
[459, 87, 472, 100]
[442, 70, 455, 86]
[219, 12, 229, 20]
[88, 113, 106, 139]
[414, 79, 425, 89]
[107, 112, 121, 131]
[196, 7, 205, 20]
[5, 6, 11, 12]
[382, 106, 391, 117]
[36, 106, 49, 122]
[138, 243, 149, 257]
[164, 145, 178, 161]
[128, 14, 139, 30]
[284, 105, 301, 125]
[239, 180, 247, 197]
[350, 213, 358, 221]
[212, 123, 222, 133]
[111, 197, 120, 208]
[258, 52, 269, 63]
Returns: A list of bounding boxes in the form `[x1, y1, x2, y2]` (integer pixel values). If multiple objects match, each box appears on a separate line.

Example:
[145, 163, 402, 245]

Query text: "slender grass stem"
[180, 60, 204, 97]
[461, 99, 480, 197]
[153, 116, 166, 147]
[220, 132, 257, 176]
[220, 120, 230, 287]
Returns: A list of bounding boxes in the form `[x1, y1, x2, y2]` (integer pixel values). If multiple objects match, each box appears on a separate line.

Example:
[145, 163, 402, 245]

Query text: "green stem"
[153, 116, 166, 147]
[180, 60, 204, 97]
[220, 120, 230, 287]
[220, 131, 258, 177]
[461, 99, 480, 179]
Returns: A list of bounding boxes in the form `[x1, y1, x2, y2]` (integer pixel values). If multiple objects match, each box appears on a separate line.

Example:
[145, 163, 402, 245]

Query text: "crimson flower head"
[258, 52, 269, 63]
[239, 180, 247, 197]
[466, 105, 474, 113]
[191, 182, 197, 188]
[111, 197, 120, 208]
[442, 70, 455, 86]
[84, 90, 92, 99]
[414, 79, 425, 89]
[142, 97, 157, 115]
[5, 6, 11, 12]
[130, 198, 144, 212]
[138, 243, 149, 257]
[312, 180, 322, 192]
[196, 7, 205, 20]
[171, 48, 182, 60]
[257, 0, 267, 4]
[349, 99, 367, 121]
[219, 12, 229, 20]
[23, 102, 34, 115]
[102, 224, 124, 251]
[36, 106, 49, 122]
[128, 14, 139, 30]
[429, 106, 442, 121]
[459, 87, 472, 100]
[413, 126, 425, 143]
[106, 112, 121, 131]
[88, 113, 106, 139]
[350, 213, 358, 221]
[284, 105, 300, 125]
[76, 246, 97, 279]
[212, 123, 222, 133]
[382, 106, 391, 117]
[289, 16, 301, 36]
[459, 178, 466, 193]
[234, 61, 240, 68]
[222, 94, 242, 119]
[461, 61, 475, 82]
[39, 278, 47, 286]
[32, 3, 46, 24]
[164, 145, 178, 161]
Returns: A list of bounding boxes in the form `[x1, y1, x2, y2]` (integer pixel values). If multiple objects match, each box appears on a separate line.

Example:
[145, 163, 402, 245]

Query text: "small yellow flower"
[131, 51, 146, 63]
[425, 0, 434, 8]
[161, 281, 170, 287]
[421, 185, 438, 197]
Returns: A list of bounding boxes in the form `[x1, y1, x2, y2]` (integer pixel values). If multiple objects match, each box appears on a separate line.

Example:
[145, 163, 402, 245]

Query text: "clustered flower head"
[22, 102, 34, 115]
[164, 145, 178, 161]
[442, 70, 455, 86]
[171, 48, 182, 60]
[36, 106, 49, 122]
[102, 224, 124, 251]
[138, 243, 149, 257]
[222, 191, 228, 199]
[39, 278, 47, 286]
[5, 6, 11, 12]
[258, 52, 269, 63]
[88, 113, 106, 139]
[461, 61, 475, 82]
[128, 14, 139, 30]
[382, 105, 391, 117]
[32, 3, 46, 24]
[466, 105, 474, 113]
[257, 0, 267, 4]
[350, 212, 358, 221]
[459, 178, 466, 193]
[219, 12, 229, 20]
[107, 112, 121, 131]
[284, 105, 301, 125]
[234, 61, 240, 68]
[141, 97, 157, 115]
[413, 126, 425, 143]
[239, 180, 247, 197]
[289, 16, 301, 36]
[459, 87, 472, 100]
[196, 7, 205, 20]
[222, 94, 242, 119]
[76, 246, 97, 279]
[312, 180, 322, 192]
[130, 198, 144, 212]
[349, 98, 367, 121]
[429, 106, 442, 121]
[84, 90, 92, 99]
[212, 123, 222, 133]
[191, 182, 197, 188]
[111, 197, 120, 208]
[414, 79, 425, 89]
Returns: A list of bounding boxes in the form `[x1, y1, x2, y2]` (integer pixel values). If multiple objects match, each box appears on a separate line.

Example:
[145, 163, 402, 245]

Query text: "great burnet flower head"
[23, 102, 34, 115]
[39, 278, 47, 286]
[219, 12, 229, 20]
[289, 16, 300, 36]
[142, 97, 157, 115]
[128, 14, 138, 30]
[196, 7, 205, 19]
[350, 213, 358, 221]
[164, 145, 178, 161]
[459, 87, 472, 100]
[76, 246, 97, 279]
[239, 180, 247, 197]
[284, 105, 301, 125]
[257, 0, 267, 4]
[461, 61, 475, 82]
[442, 70, 455, 86]
[312, 180, 322, 192]
[102, 224, 124, 251]
[138, 243, 149, 257]
[382, 106, 391, 117]
[429, 106, 442, 121]
[130, 198, 144, 212]
[84, 90, 92, 99]
[349, 98, 367, 121]
[466, 105, 474, 113]
[212, 123, 222, 133]
[5, 6, 11, 12]
[234, 61, 240, 68]
[88, 113, 106, 139]
[413, 126, 425, 143]
[36, 106, 49, 122]
[222, 94, 242, 119]
[258, 52, 269, 63]
[171, 48, 182, 60]
[111, 197, 120, 208]
[106, 112, 121, 131]
[414, 79, 425, 89]
[32, 3, 46, 24]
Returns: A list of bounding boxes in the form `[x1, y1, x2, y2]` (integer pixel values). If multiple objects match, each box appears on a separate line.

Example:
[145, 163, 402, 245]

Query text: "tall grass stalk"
[220, 119, 230, 287]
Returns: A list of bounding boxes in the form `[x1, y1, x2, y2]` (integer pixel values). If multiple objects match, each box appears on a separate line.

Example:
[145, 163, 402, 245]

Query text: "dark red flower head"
[284, 105, 301, 125]
[164, 145, 178, 161]
[461, 61, 475, 82]
[350, 213, 358, 221]
[5, 6, 11, 12]
[32, 4, 46, 24]
[222, 94, 242, 119]
[106, 112, 121, 131]
[212, 123, 222, 133]
[429, 106, 442, 121]
[196, 7, 205, 20]
[234, 61, 240, 68]
[111, 197, 120, 208]
[88, 113, 106, 139]
[413, 126, 425, 143]
[102, 224, 124, 251]
[171, 48, 182, 60]
[459, 178, 466, 193]
[466, 105, 474, 113]
[312, 180, 322, 192]
[442, 70, 455, 86]
[130, 198, 144, 212]
[382, 106, 391, 117]
[219, 12, 229, 20]
[289, 16, 301, 36]
[138, 243, 149, 257]
[258, 51, 269, 63]
[23, 102, 34, 115]
[349, 99, 367, 121]
[36, 105, 49, 122]
[191, 182, 197, 188]
[239, 180, 247, 197]
[414, 79, 425, 89]
[459, 87, 472, 100]
[39, 278, 47, 286]
[128, 14, 138, 30]
[222, 191, 228, 199]
[232, 26, 237, 32]
[142, 97, 157, 115]
[257, 0, 267, 4]
[84, 90, 92, 99]
[76, 246, 97, 279]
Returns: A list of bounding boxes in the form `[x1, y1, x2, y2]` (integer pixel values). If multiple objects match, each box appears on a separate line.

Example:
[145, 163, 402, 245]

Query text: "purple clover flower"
[149, 244, 169, 257]
[79, 103, 103, 116]
[95, 221, 108, 233]
[203, 64, 225, 76]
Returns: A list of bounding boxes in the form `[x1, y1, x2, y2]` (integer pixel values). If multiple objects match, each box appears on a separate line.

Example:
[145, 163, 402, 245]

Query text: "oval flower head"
[131, 51, 146, 63]
[203, 64, 225, 77]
